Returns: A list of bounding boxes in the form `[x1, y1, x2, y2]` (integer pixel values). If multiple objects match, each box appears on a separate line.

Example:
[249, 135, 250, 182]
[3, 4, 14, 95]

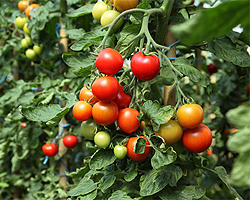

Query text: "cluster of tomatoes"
[92, 0, 138, 32]
[15, 0, 43, 60]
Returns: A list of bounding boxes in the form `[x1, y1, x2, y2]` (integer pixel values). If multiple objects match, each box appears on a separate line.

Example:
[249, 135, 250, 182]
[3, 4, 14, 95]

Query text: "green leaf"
[62, 53, 93, 77]
[66, 165, 90, 179]
[227, 129, 250, 153]
[77, 190, 97, 200]
[108, 190, 133, 200]
[67, 179, 97, 196]
[151, 147, 177, 169]
[170, 0, 250, 45]
[226, 102, 250, 128]
[124, 170, 138, 182]
[89, 149, 116, 170]
[141, 100, 175, 131]
[99, 165, 116, 192]
[140, 164, 183, 196]
[208, 36, 250, 67]
[0, 182, 9, 188]
[134, 137, 149, 154]
[66, 4, 94, 18]
[66, 28, 86, 40]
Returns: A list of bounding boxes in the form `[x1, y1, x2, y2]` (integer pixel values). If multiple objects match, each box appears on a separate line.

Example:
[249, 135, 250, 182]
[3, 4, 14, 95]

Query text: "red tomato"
[63, 135, 78, 148]
[92, 101, 118, 126]
[113, 85, 132, 109]
[182, 124, 212, 153]
[117, 108, 140, 134]
[79, 85, 98, 103]
[207, 63, 218, 74]
[126, 136, 151, 161]
[131, 52, 160, 81]
[20, 122, 27, 129]
[42, 143, 58, 157]
[247, 85, 250, 95]
[95, 48, 123, 75]
[92, 76, 119, 102]
[176, 104, 204, 129]
[72, 101, 92, 121]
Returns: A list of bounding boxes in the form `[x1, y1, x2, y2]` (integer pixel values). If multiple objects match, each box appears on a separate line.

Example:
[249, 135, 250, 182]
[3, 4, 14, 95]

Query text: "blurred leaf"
[66, 4, 94, 18]
[89, 149, 116, 170]
[151, 147, 177, 169]
[227, 129, 250, 153]
[170, 0, 250, 45]
[108, 190, 133, 200]
[67, 178, 97, 196]
[66, 28, 86, 40]
[0, 182, 9, 188]
[99, 165, 116, 192]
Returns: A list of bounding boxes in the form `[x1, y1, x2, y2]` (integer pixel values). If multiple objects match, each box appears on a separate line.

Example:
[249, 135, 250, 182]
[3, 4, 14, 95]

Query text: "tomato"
[92, 101, 118, 126]
[21, 38, 29, 48]
[207, 149, 213, 156]
[23, 23, 31, 35]
[20, 122, 27, 129]
[207, 63, 218, 74]
[113, 85, 132, 109]
[92, 1, 110, 22]
[223, 129, 230, 136]
[63, 135, 78, 148]
[182, 124, 212, 153]
[114, 0, 138, 12]
[94, 131, 111, 149]
[91, 76, 119, 102]
[79, 85, 98, 103]
[247, 85, 250, 94]
[33, 45, 43, 55]
[25, 4, 40, 19]
[18, 0, 33, 12]
[176, 104, 204, 129]
[42, 143, 58, 157]
[131, 52, 160, 81]
[72, 101, 92, 121]
[126, 136, 151, 161]
[15, 16, 27, 29]
[95, 48, 123, 75]
[100, 10, 124, 32]
[81, 119, 98, 140]
[117, 108, 140, 134]
[155, 120, 183, 144]
[25, 35, 33, 46]
[25, 49, 36, 60]
[114, 145, 127, 159]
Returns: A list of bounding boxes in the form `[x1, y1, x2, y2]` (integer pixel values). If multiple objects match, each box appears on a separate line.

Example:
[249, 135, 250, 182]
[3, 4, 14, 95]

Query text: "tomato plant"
[72, 101, 92, 121]
[79, 85, 98, 103]
[130, 51, 160, 81]
[114, 145, 127, 159]
[94, 131, 111, 149]
[92, 101, 118, 126]
[114, 0, 138, 12]
[23, 22, 31, 35]
[182, 124, 212, 153]
[63, 135, 78, 148]
[92, 1, 110, 22]
[126, 136, 151, 161]
[95, 48, 123, 75]
[91, 76, 119, 102]
[42, 143, 58, 157]
[113, 85, 132, 109]
[81, 119, 98, 140]
[176, 104, 204, 129]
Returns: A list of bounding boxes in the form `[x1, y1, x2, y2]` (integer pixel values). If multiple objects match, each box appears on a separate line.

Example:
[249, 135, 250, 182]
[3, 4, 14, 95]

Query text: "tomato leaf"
[134, 137, 148, 154]
[108, 190, 133, 200]
[66, 4, 94, 18]
[89, 149, 116, 170]
[170, 1, 250, 45]
[124, 169, 138, 182]
[66, 165, 90, 179]
[67, 178, 97, 196]
[151, 147, 177, 169]
[99, 165, 116, 192]
[66, 28, 86, 40]
[140, 164, 183, 196]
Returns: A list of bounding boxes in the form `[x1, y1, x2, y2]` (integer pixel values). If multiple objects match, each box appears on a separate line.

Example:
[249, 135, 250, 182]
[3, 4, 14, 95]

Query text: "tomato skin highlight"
[92, 76, 119, 102]
[96, 48, 123, 75]
[42, 143, 58, 157]
[117, 108, 140, 134]
[176, 104, 204, 129]
[131, 52, 160, 81]
[63, 135, 78, 148]
[126, 136, 151, 161]
[72, 101, 92, 121]
[182, 124, 212, 153]
[79, 85, 98, 103]
[113, 85, 132, 109]
[92, 101, 118, 126]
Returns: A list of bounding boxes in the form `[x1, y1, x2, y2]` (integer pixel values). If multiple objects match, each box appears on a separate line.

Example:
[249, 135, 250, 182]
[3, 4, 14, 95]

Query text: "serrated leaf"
[108, 190, 133, 200]
[140, 164, 183, 196]
[170, 0, 250, 45]
[89, 149, 116, 170]
[151, 147, 177, 169]
[66, 4, 94, 18]
[66, 165, 90, 179]
[67, 179, 97, 196]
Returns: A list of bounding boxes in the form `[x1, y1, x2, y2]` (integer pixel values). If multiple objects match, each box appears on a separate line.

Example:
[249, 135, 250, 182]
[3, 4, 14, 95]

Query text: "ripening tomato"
[25, 3, 40, 19]
[114, 0, 138, 12]
[207, 63, 218, 74]
[114, 145, 127, 159]
[72, 101, 92, 121]
[94, 131, 111, 149]
[113, 85, 132, 109]
[95, 48, 123, 75]
[91, 76, 119, 102]
[92, 101, 118, 126]
[81, 119, 98, 140]
[23, 23, 31, 35]
[79, 85, 98, 103]
[63, 135, 78, 148]
[117, 108, 140, 134]
[182, 124, 212, 153]
[155, 120, 183, 144]
[176, 104, 204, 129]
[92, 1, 110, 22]
[18, 0, 33, 12]
[42, 143, 58, 157]
[100, 10, 124, 32]
[126, 136, 151, 161]
[131, 52, 160, 81]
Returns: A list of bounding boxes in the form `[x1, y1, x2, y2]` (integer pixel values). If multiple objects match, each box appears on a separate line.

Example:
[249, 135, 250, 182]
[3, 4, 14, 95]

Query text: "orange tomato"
[114, 0, 138, 12]
[25, 3, 40, 19]
[18, 0, 33, 12]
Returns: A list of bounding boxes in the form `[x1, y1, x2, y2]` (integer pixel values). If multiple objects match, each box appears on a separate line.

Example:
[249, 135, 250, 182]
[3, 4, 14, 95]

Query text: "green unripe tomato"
[15, 16, 27, 29]
[92, 1, 110, 22]
[100, 10, 124, 32]
[25, 49, 36, 60]
[114, 145, 127, 159]
[23, 23, 31, 35]
[25, 35, 33, 46]
[33, 45, 43, 55]
[81, 119, 98, 140]
[21, 38, 29, 48]
[94, 131, 111, 149]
